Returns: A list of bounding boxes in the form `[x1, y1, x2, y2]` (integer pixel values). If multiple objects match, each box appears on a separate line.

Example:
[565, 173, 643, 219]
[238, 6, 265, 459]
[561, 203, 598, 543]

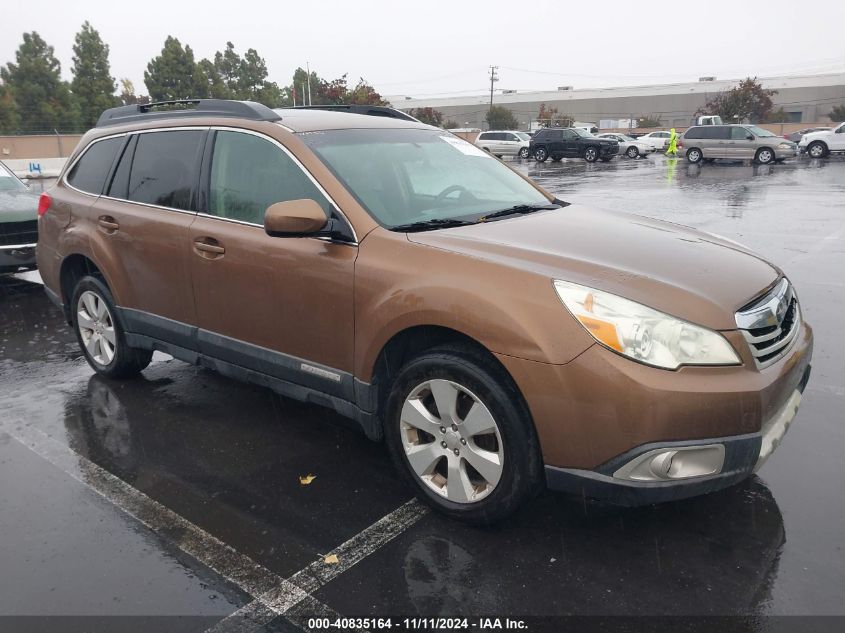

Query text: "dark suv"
[529, 128, 618, 163]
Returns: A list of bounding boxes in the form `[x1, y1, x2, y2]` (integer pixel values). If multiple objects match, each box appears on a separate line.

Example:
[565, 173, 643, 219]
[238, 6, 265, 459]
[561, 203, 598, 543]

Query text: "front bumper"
[0, 243, 37, 272]
[545, 364, 810, 506]
[774, 145, 799, 159]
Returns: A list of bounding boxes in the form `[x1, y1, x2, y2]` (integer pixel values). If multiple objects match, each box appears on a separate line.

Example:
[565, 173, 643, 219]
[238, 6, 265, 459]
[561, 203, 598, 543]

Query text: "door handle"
[97, 215, 119, 232]
[193, 237, 225, 259]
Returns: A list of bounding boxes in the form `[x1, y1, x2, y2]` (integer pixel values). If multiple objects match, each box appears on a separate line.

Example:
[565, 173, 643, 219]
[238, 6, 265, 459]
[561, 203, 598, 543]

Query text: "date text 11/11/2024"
[307, 618, 528, 630]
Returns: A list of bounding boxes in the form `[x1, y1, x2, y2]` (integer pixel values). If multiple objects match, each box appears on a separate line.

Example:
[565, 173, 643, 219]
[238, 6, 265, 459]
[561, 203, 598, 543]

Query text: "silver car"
[680, 124, 798, 165]
[475, 130, 532, 158]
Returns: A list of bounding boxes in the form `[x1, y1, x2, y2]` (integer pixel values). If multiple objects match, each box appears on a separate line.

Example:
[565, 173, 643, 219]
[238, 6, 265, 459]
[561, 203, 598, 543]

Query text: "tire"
[583, 146, 599, 162]
[755, 148, 775, 165]
[384, 345, 542, 524]
[518, 147, 530, 159]
[71, 275, 153, 378]
[533, 146, 548, 162]
[807, 141, 828, 159]
[626, 146, 639, 159]
[686, 148, 703, 164]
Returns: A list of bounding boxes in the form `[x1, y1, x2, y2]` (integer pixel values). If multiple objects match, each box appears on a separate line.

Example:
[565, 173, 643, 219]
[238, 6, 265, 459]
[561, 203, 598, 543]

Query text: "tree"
[1, 32, 80, 132]
[829, 105, 845, 121]
[195, 58, 229, 99]
[144, 36, 199, 101]
[636, 114, 662, 128]
[118, 79, 149, 106]
[409, 107, 443, 126]
[537, 103, 573, 127]
[291, 67, 322, 105]
[213, 42, 241, 98]
[236, 48, 285, 106]
[443, 119, 459, 129]
[485, 105, 519, 130]
[698, 77, 776, 123]
[70, 22, 118, 129]
[0, 82, 21, 133]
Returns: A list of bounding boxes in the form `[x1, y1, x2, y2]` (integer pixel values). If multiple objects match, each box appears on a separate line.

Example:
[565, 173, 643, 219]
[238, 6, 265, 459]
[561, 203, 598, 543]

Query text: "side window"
[128, 130, 204, 211]
[478, 133, 490, 141]
[560, 130, 575, 140]
[208, 130, 331, 225]
[107, 135, 136, 199]
[716, 127, 731, 140]
[505, 133, 518, 141]
[67, 137, 123, 195]
[684, 128, 701, 139]
[731, 127, 750, 140]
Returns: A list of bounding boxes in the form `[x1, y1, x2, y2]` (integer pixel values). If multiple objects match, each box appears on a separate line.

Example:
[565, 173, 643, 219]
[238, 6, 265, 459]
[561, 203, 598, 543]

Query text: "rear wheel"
[807, 141, 828, 159]
[384, 346, 542, 524]
[71, 275, 152, 378]
[533, 146, 548, 162]
[626, 146, 639, 158]
[584, 146, 599, 162]
[755, 148, 774, 165]
[686, 148, 703, 164]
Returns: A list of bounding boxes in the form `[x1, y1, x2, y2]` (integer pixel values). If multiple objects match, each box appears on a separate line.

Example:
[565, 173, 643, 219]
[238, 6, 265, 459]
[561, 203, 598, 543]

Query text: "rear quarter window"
[66, 137, 123, 195]
[684, 127, 704, 139]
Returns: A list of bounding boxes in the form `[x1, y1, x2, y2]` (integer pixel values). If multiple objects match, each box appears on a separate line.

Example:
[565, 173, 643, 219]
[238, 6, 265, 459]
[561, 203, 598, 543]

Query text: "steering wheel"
[434, 184, 470, 203]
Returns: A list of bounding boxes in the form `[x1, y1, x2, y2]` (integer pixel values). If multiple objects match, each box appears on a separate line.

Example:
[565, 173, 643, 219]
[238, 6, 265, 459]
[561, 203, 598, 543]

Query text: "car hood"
[408, 206, 780, 330]
[799, 130, 832, 144]
[0, 189, 40, 222]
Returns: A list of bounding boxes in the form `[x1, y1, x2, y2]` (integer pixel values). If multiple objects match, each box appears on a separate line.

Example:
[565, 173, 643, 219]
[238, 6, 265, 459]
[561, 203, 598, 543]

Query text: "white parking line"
[1, 422, 428, 632]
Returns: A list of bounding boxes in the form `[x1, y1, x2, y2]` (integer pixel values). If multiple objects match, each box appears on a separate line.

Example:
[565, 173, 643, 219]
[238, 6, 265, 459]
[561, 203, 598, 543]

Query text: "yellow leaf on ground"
[299, 474, 317, 485]
[324, 554, 339, 564]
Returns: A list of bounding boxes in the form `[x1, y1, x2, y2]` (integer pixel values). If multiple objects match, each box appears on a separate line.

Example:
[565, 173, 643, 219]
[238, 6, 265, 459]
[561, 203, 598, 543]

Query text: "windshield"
[746, 125, 776, 138]
[0, 162, 27, 192]
[301, 128, 550, 228]
[572, 128, 592, 138]
[616, 134, 636, 142]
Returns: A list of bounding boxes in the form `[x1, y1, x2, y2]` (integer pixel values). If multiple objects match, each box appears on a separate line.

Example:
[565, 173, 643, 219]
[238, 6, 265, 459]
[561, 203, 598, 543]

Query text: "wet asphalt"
[2, 155, 844, 631]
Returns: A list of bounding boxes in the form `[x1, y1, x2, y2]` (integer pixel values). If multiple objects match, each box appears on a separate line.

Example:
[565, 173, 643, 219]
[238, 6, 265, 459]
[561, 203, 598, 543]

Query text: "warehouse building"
[392, 72, 845, 130]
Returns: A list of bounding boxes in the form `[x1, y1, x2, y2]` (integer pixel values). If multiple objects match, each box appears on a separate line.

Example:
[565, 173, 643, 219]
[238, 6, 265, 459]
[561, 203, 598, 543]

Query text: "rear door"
[187, 129, 357, 396]
[88, 129, 205, 340]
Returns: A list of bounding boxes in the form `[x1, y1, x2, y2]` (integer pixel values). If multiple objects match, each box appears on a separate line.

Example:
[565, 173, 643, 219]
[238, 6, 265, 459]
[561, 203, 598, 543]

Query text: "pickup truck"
[799, 122, 845, 158]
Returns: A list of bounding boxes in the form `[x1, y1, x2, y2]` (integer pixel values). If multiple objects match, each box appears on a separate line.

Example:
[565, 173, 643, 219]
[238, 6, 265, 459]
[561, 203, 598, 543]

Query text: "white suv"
[475, 130, 531, 158]
[799, 122, 845, 158]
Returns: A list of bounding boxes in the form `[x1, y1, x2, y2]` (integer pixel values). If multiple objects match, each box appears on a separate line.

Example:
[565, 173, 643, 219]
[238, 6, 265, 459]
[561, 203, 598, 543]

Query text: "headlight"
[553, 280, 741, 370]
[778, 142, 793, 149]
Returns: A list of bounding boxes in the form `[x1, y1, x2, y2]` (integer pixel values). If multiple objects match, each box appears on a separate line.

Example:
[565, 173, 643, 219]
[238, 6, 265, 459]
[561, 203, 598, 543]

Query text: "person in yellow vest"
[665, 128, 679, 156]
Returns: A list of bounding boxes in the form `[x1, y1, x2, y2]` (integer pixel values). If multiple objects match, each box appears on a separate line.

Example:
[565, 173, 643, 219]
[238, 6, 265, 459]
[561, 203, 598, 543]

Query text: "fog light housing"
[613, 444, 725, 482]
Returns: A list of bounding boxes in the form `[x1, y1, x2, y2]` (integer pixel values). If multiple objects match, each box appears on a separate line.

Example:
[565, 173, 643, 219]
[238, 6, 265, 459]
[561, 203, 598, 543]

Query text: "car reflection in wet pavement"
[2, 155, 845, 629]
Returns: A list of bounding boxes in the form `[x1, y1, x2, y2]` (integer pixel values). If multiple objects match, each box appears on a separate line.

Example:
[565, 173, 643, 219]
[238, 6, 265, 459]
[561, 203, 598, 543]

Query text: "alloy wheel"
[627, 146, 639, 158]
[399, 379, 504, 504]
[808, 143, 825, 158]
[77, 290, 117, 366]
[585, 148, 597, 161]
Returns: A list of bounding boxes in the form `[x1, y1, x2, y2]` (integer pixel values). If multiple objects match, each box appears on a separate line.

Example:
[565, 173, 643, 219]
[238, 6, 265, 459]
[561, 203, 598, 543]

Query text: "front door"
[831, 123, 845, 150]
[727, 126, 754, 160]
[187, 129, 357, 398]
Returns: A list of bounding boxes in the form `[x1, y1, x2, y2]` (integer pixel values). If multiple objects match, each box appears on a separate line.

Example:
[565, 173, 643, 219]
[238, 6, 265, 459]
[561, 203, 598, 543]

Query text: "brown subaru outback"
[37, 100, 813, 524]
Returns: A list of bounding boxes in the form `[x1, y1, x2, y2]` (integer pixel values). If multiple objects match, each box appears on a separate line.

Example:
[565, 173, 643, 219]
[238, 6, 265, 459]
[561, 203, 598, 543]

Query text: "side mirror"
[746, 135, 754, 140]
[264, 199, 328, 237]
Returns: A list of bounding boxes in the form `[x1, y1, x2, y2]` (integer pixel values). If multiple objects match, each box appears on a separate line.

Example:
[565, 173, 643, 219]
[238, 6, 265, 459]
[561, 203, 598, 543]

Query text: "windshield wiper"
[477, 203, 560, 223]
[390, 218, 475, 233]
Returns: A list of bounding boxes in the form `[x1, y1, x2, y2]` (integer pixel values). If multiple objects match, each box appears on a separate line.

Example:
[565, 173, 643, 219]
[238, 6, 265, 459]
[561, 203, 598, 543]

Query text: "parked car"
[1, 160, 40, 274]
[529, 128, 618, 162]
[38, 99, 812, 524]
[798, 122, 845, 158]
[786, 127, 829, 144]
[475, 130, 532, 158]
[597, 133, 655, 158]
[680, 125, 798, 164]
[637, 131, 672, 150]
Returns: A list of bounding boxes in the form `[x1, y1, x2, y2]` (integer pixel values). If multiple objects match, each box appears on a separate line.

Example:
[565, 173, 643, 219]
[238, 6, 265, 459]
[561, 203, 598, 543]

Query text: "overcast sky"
[2, 0, 844, 101]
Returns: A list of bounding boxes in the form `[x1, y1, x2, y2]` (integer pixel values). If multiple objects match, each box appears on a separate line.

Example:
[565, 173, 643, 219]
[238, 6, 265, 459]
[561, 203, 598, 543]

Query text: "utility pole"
[306, 61, 312, 106]
[488, 66, 499, 113]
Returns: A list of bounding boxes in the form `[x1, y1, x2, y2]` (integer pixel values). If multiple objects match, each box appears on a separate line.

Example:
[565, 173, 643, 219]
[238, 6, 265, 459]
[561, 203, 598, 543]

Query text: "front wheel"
[518, 147, 530, 159]
[385, 346, 542, 524]
[686, 148, 703, 164]
[584, 146, 599, 162]
[533, 146, 548, 162]
[71, 275, 152, 378]
[807, 141, 828, 159]
[755, 148, 774, 165]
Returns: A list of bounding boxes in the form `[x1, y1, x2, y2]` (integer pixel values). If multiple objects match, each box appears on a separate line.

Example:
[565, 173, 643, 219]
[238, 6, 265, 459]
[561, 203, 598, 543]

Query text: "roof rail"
[289, 105, 420, 122]
[96, 99, 282, 128]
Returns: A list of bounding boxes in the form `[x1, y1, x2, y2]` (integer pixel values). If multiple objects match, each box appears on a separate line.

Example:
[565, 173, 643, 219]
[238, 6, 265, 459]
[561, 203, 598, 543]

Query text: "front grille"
[736, 279, 801, 369]
[0, 219, 38, 247]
